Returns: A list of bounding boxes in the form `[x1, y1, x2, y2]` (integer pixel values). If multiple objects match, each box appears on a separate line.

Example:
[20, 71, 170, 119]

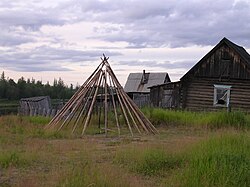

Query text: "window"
[213, 85, 231, 107]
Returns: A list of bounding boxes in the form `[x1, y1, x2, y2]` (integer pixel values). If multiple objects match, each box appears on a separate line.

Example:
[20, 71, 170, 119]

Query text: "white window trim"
[213, 84, 232, 107]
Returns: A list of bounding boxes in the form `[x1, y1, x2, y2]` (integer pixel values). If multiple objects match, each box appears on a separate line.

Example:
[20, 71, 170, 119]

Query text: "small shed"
[124, 70, 171, 107]
[180, 37, 250, 111]
[19, 96, 51, 116]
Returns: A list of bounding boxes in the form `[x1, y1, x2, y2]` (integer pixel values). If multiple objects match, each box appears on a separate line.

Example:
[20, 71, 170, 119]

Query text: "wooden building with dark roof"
[181, 37, 250, 111]
[149, 37, 250, 111]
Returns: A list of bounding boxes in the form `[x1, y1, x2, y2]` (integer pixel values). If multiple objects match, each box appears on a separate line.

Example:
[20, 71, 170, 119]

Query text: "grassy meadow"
[0, 109, 249, 187]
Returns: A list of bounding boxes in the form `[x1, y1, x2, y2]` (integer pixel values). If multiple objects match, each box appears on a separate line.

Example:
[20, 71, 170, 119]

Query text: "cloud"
[73, 0, 250, 48]
[118, 59, 196, 70]
[0, 46, 122, 72]
[1, 0, 250, 48]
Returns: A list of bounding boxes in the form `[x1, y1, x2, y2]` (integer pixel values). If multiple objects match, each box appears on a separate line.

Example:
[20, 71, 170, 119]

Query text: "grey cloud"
[0, 46, 122, 72]
[0, 0, 69, 47]
[0, 1, 66, 30]
[0, 28, 36, 46]
[1, 0, 250, 49]
[7, 64, 71, 72]
[118, 59, 195, 69]
[0, 33, 34, 46]
[73, 0, 250, 48]
[163, 61, 195, 69]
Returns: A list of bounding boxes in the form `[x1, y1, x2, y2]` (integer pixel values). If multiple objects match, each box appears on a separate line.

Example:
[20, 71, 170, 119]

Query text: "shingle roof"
[124, 72, 170, 93]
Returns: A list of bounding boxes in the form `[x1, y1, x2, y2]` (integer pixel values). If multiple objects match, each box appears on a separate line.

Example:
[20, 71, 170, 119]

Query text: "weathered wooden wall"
[181, 78, 250, 112]
[150, 82, 181, 109]
[19, 96, 57, 117]
[132, 93, 150, 108]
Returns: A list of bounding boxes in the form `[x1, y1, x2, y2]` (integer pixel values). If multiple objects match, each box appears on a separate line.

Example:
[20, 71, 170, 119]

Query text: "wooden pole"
[104, 69, 108, 137]
[108, 73, 120, 136]
[57, 81, 97, 131]
[110, 76, 133, 136]
[46, 68, 103, 129]
[126, 93, 158, 134]
[71, 74, 101, 134]
[114, 81, 141, 134]
[45, 62, 104, 128]
[107, 64, 157, 134]
[82, 70, 103, 135]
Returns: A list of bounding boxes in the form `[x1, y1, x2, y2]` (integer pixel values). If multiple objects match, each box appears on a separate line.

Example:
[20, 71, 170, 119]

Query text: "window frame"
[213, 84, 232, 107]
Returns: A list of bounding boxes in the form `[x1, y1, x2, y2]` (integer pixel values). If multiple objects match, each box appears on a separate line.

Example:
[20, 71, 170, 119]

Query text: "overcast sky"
[0, 0, 250, 86]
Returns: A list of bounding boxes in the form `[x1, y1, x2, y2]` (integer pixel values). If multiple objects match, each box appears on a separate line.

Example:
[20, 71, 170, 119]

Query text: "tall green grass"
[178, 133, 250, 187]
[114, 133, 249, 186]
[142, 108, 250, 129]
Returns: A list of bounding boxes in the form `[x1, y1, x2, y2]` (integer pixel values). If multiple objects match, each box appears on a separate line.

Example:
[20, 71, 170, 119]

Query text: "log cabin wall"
[181, 78, 250, 112]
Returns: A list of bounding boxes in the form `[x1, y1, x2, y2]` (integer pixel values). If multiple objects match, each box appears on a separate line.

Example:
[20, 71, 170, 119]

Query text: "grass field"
[0, 110, 249, 187]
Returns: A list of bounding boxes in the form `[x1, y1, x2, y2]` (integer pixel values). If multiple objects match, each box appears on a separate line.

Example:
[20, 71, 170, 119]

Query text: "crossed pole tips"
[45, 54, 158, 137]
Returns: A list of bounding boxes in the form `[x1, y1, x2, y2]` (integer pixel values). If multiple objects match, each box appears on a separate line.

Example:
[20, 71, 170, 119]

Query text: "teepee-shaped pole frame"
[45, 54, 158, 136]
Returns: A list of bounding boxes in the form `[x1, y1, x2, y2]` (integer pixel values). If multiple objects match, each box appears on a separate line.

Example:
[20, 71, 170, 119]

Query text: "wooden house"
[181, 37, 250, 111]
[124, 70, 171, 107]
[149, 37, 250, 111]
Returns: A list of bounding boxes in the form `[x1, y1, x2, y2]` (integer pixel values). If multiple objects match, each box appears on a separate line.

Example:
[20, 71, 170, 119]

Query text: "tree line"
[0, 71, 79, 100]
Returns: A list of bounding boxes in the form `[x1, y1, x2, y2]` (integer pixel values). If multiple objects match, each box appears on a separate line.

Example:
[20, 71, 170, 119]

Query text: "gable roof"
[225, 38, 250, 63]
[181, 37, 250, 80]
[124, 72, 170, 93]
